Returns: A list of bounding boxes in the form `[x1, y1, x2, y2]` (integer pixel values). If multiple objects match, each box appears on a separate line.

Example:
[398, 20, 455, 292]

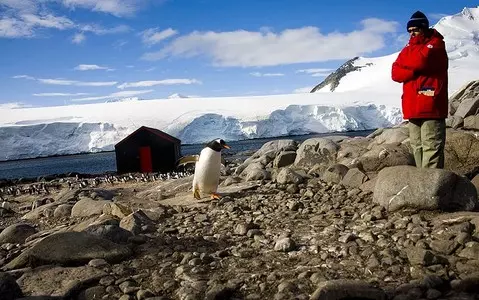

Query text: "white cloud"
[0, 0, 39, 13]
[33, 92, 91, 97]
[0, 0, 131, 39]
[20, 14, 74, 30]
[12, 75, 35, 80]
[71, 89, 154, 102]
[38, 78, 117, 86]
[250, 72, 284, 77]
[0, 17, 34, 37]
[293, 86, 313, 94]
[61, 0, 146, 17]
[296, 68, 333, 77]
[13, 75, 117, 86]
[72, 32, 86, 44]
[296, 68, 333, 74]
[74, 64, 114, 71]
[140, 27, 177, 45]
[143, 18, 399, 67]
[80, 24, 130, 35]
[0, 101, 32, 109]
[118, 79, 202, 89]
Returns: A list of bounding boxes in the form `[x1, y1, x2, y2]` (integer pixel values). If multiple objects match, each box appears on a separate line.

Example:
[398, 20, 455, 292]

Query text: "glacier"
[0, 99, 402, 161]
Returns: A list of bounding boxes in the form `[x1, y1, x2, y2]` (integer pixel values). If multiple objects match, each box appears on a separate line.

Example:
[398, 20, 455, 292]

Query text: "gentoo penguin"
[178, 139, 230, 200]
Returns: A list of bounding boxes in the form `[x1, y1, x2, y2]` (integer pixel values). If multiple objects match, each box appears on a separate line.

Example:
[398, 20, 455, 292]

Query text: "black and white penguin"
[193, 138, 230, 199]
[177, 138, 230, 200]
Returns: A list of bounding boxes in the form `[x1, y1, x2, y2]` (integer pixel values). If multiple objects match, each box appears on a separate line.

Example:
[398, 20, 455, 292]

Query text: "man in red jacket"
[392, 11, 448, 168]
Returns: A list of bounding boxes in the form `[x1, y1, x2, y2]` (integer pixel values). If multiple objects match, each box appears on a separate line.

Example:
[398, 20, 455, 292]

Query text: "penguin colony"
[1, 138, 230, 202]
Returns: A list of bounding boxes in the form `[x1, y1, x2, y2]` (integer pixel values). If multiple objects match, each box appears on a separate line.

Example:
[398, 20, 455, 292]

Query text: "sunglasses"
[407, 28, 422, 33]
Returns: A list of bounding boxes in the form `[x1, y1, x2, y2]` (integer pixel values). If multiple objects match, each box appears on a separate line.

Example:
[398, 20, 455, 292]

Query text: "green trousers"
[408, 119, 446, 168]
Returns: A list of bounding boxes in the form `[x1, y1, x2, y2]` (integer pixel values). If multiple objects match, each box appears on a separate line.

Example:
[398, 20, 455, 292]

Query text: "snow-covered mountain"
[105, 97, 141, 103]
[312, 7, 479, 95]
[0, 7, 478, 161]
[168, 93, 190, 99]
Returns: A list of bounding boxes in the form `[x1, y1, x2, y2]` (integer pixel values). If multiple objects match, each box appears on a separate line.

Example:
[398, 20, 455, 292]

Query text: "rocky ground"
[2, 125, 479, 300]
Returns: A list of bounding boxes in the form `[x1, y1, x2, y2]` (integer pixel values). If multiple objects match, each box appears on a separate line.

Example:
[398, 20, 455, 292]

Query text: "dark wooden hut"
[115, 126, 181, 173]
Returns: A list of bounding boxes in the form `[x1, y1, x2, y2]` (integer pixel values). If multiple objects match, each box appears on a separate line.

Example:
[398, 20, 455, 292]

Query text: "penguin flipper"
[176, 155, 200, 168]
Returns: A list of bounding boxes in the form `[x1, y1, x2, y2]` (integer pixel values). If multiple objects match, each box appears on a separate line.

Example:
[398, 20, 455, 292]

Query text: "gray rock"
[369, 127, 409, 146]
[310, 280, 386, 300]
[22, 202, 60, 221]
[341, 168, 369, 188]
[373, 166, 478, 212]
[406, 247, 446, 266]
[451, 275, 479, 293]
[83, 224, 132, 244]
[273, 151, 297, 168]
[0, 223, 37, 244]
[454, 97, 479, 118]
[445, 115, 464, 129]
[77, 286, 106, 300]
[71, 198, 111, 218]
[449, 80, 479, 115]
[103, 202, 132, 219]
[4, 232, 132, 270]
[458, 242, 479, 259]
[274, 237, 296, 252]
[444, 129, 479, 175]
[120, 210, 153, 235]
[16, 266, 106, 297]
[241, 163, 271, 181]
[321, 164, 349, 184]
[294, 138, 339, 169]
[0, 272, 23, 300]
[464, 115, 479, 130]
[236, 140, 297, 175]
[53, 204, 73, 218]
[276, 168, 304, 185]
[359, 143, 415, 172]
[205, 284, 235, 300]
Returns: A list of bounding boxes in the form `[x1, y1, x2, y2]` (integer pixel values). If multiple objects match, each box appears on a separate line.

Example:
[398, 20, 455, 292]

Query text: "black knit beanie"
[407, 11, 429, 30]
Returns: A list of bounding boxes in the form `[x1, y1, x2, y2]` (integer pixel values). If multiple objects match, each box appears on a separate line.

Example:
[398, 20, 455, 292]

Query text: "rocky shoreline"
[1, 81, 479, 300]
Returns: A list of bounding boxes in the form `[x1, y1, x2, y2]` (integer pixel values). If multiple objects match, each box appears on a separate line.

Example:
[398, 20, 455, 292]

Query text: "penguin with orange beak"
[178, 138, 231, 200]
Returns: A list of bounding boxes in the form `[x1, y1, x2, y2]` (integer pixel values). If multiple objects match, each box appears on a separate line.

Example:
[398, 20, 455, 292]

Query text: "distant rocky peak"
[461, 7, 475, 20]
[310, 57, 373, 92]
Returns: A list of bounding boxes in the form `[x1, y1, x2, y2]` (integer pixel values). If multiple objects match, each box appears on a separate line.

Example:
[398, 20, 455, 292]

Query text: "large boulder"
[235, 140, 297, 175]
[294, 138, 339, 169]
[341, 168, 369, 188]
[3, 232, 132, 270]
[358, 143, 415, 172]
[373, 166, 478, 212]
[71, 198, 112, 218]
[449, 80, 479, 116]
[464, 115, 479, 130]
[276, 167, 304, 185]
[336, 137, 370, 166]
[310, 280, 386, 300]
[367, 127, 409, 147]
[16, 266, 105, 297]
[0, 223, 37, 244]
[444, 129, 479, 175]
[321, 164, 349, 184]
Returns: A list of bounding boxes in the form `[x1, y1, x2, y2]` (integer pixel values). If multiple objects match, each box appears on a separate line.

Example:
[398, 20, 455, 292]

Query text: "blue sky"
[0, 0, 477, 107]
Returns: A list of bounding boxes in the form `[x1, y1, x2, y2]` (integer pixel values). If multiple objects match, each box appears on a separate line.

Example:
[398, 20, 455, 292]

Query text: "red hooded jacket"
[391, 29, 448, 119]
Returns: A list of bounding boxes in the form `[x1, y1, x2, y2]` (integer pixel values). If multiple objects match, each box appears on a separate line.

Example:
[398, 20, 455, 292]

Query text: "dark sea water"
[0, 130, 375, 180]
